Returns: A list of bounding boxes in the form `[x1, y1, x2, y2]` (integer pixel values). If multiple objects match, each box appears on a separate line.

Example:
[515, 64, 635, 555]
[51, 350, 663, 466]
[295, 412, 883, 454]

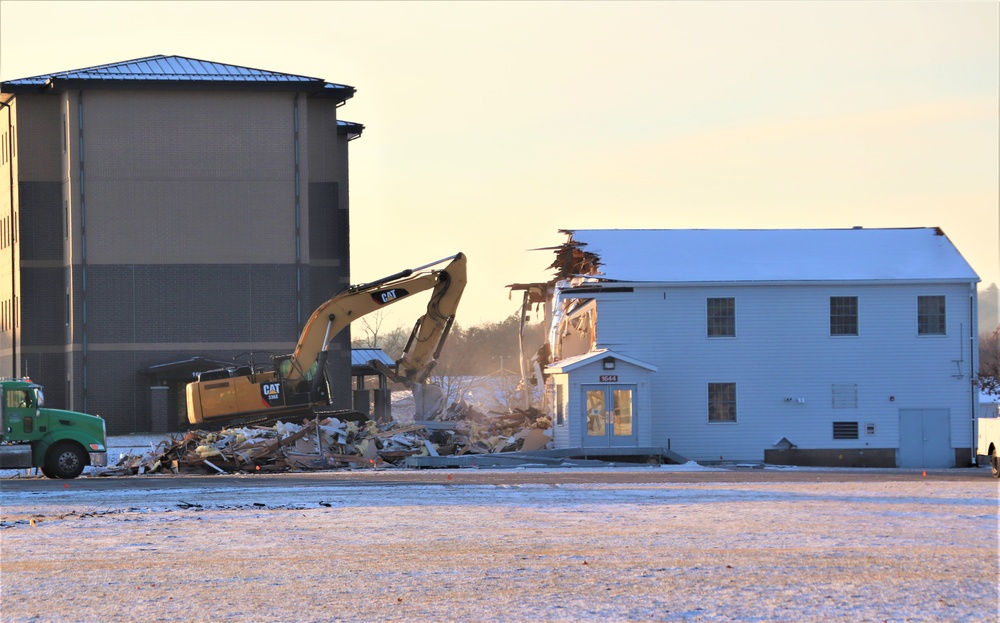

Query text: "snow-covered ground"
[1, 472, 996, 622]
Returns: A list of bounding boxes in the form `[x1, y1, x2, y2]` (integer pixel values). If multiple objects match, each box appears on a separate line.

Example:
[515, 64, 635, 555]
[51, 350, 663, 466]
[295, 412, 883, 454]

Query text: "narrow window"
[830, 296, 858, 336]
[708, 382, 737, 422]
[833, 421, 859, 440]
[707, 297, 736, 337]
[61, 112, 68, 153]
[63, 200, 69, 240]
[555, 385, 565, 426]
[917, 296, 945, 335]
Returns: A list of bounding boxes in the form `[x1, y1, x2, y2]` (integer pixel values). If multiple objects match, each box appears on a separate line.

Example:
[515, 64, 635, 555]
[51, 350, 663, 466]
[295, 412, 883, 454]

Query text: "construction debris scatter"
[101, 403, 553, 476]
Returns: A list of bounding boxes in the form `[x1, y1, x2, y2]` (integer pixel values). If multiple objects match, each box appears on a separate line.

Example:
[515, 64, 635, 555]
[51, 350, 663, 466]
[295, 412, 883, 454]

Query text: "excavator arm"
[186, 253, 466, 426]
[283, 252, 466, 384]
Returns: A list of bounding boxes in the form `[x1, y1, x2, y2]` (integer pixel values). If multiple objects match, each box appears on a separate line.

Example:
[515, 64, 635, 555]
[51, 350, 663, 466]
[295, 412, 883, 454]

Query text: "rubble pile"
[434, 400, 552, 454]
[102, 404, 552, 476]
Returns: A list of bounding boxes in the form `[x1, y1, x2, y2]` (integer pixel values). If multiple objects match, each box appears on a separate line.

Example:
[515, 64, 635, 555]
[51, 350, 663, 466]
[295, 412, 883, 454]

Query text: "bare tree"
[355, 310, 387, 348]
[979, 326, 1000, 396]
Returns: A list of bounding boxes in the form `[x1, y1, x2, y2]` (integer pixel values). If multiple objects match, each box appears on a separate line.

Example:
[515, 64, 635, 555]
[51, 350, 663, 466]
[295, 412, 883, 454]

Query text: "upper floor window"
[830, 296, 858, 336]
[917, 296, 945, 335]
[707, 297, 735, 337]
[708, 382, 737, 422]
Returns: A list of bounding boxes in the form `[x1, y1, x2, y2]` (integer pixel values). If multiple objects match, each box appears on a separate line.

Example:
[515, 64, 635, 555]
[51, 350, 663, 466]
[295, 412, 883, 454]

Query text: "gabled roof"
[1, 55, 355, 101]
[560, 227, 978, 284]
[546, 349, 657, 373]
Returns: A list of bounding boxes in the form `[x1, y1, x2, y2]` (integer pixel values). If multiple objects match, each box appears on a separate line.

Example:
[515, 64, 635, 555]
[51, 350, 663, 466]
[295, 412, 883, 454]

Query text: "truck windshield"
[4, 389, 34, 409]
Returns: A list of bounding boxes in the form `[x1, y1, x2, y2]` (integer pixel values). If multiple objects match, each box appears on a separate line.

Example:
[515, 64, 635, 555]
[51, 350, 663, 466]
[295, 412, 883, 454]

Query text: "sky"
[1, 1, 997, 329]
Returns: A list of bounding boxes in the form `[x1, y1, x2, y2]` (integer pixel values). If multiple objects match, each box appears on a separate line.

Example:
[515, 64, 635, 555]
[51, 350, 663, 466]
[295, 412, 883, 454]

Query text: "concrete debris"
[98, 402, 553, 476]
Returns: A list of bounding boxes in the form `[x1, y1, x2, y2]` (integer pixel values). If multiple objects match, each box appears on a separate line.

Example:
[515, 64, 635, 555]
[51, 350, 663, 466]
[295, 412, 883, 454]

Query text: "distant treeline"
[351, 312, 546, 377]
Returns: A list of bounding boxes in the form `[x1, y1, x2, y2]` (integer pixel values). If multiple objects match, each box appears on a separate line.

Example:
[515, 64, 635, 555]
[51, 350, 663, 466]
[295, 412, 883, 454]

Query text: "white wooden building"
[539, 228, 980, 468]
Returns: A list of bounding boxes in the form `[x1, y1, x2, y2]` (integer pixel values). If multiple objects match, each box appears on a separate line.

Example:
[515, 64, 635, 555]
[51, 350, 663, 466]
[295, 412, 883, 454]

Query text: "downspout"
[77, 91, 88, 412]
[293, 95, 302, 330]
[1, 97, 15, 377]
[971, 284, 977, 466]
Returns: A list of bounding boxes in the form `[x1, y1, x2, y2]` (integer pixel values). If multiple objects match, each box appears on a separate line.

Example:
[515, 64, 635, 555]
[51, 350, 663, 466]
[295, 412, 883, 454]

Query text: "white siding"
[587, 282, 977, 462]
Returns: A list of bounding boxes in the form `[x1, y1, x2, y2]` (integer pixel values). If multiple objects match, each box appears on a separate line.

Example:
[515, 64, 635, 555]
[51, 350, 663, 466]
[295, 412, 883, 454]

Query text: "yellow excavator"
[186, 253, 467, 426]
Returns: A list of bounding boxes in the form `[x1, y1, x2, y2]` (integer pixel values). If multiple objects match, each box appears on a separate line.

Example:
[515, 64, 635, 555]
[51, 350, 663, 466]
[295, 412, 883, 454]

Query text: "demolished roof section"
[508, 230, 609, 377]
[548, 229, 604, 279]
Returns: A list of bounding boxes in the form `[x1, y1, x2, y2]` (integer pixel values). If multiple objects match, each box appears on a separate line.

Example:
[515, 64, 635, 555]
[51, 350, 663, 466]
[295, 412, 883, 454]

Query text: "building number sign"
[600, 375, 618, 383]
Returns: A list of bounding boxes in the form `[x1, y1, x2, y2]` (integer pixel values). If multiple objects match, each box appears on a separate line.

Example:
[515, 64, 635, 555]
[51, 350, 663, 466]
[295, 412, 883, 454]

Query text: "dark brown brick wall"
[18, 181, 63, 261]
[764, 448, 896, 468]
[308, 182, 342, 261]
[83, 264, 300, 344]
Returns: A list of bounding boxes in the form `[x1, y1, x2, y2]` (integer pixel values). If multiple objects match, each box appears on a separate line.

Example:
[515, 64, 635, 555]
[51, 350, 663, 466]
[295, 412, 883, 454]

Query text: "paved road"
[1, 464, 993, 498]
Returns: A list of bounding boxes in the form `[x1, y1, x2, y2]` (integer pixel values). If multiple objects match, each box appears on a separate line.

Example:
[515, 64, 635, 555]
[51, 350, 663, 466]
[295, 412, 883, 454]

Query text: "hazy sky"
[2, 1, 997, 329]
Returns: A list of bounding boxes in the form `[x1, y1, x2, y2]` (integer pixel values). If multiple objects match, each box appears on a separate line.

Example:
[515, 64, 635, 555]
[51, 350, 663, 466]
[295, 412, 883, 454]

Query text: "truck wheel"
[991, 453, 999, 479]
[45, 442, 87, 479]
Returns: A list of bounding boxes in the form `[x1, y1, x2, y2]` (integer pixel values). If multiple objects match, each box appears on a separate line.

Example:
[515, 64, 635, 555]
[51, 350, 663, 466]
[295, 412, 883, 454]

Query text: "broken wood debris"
[98, 401, 553, 476]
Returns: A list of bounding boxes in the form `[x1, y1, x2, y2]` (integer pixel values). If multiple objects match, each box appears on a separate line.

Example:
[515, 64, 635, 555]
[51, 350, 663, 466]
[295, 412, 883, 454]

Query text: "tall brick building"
[0, 55, 363, 433]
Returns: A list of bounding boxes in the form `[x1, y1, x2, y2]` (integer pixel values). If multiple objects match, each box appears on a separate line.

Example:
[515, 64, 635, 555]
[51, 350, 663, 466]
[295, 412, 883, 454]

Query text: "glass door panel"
[611, 389, 633, 437]
[586, 389, 606, 437]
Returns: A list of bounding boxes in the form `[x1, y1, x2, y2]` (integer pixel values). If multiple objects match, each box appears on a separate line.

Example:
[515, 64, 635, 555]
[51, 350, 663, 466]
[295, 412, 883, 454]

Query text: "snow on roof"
[566, 228, 979, 284]
[546, 349, 657, 373]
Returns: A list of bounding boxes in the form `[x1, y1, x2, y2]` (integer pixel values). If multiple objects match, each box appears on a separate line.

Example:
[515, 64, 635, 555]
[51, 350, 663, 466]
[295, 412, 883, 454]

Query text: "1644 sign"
[600, 375, 618, 383]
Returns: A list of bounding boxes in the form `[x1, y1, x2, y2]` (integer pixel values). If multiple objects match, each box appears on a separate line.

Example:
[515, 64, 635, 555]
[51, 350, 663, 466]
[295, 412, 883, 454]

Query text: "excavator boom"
[186, 253, 467, 425]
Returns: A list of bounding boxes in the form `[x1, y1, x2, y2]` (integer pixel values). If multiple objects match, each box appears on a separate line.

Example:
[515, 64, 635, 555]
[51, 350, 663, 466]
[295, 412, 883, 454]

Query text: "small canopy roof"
[351, 348, 396, 377]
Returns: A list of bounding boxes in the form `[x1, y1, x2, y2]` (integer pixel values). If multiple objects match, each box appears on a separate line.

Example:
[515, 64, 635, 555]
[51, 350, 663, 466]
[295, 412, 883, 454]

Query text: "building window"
[707, 297, 735, 337]
[830, 296, 858, 336]
[917, 296, 945, 335]
[708, 382, 737, 422]
[554, 385, 565, 426]
[833, 421, 859, 440]
[61, 112, 68, 153]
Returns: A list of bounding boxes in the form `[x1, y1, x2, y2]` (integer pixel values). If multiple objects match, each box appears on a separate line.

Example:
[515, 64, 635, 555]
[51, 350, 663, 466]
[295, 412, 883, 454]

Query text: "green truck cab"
[0, 378, 107, 479]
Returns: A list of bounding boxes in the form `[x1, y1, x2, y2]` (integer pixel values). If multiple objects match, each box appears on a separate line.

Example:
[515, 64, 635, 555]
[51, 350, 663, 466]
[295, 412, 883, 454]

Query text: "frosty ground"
[1, 467, 997, 623]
